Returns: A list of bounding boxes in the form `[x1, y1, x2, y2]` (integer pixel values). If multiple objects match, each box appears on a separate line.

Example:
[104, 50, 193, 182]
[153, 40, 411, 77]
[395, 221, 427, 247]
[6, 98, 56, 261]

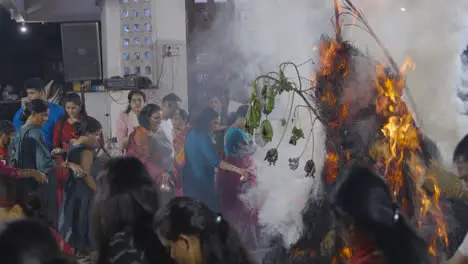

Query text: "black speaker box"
[61, 22, 102, 82]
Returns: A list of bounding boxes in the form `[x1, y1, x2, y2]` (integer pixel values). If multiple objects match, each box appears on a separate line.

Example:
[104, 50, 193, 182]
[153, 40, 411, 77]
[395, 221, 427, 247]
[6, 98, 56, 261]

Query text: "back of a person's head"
[178, 108, 188, 122]
[193, 107, 219, 132]
[330, 166, 429, 264]
[94, 157, 158, 234]
[0, 120, 14, 135]
[227, 112, 238, 126]
[0, 176, 51, 225]
[162, 93, 182, 103]
[94, 159, 154, 230]
[24, 78, 45, 92]
[20, 194, 49, 225]
[454, 134, 468, 162]
[74, 117, 102, 137]
[0, 172, 24, 206]
[0, 219, 71, 264]
[94, 157, 168, 264]
[236, 105, 249, 118]
[154, 197, 254, 264]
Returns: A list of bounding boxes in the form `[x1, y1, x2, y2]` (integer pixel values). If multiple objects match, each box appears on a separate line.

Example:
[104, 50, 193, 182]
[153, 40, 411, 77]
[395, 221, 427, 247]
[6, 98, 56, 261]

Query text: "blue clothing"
[182, 128, 222, 212]
[59, 144, 99, 251]
[13, 102, 65, 150]
[10, 124, 58, 226]
[224, 127, 252, 156]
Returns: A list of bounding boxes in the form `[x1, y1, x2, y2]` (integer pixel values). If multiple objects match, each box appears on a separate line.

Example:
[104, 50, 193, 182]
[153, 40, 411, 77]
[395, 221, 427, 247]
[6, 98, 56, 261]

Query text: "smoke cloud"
[342, 0, 468, 167]
[229, 0, 334, 246]
[188, 0, 468, 249]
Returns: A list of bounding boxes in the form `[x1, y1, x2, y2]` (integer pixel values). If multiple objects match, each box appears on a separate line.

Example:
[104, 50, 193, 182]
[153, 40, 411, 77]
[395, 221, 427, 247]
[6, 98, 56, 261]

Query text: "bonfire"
[246, 0, 465, 263]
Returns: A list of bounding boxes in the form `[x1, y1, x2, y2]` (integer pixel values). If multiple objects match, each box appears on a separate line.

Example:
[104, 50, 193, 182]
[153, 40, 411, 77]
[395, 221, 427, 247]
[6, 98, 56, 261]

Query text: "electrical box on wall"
[163, 44, 181, 57]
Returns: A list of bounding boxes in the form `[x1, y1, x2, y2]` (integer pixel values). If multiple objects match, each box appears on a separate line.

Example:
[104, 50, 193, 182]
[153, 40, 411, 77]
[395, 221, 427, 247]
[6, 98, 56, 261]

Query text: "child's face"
[0, 133, 13, 146]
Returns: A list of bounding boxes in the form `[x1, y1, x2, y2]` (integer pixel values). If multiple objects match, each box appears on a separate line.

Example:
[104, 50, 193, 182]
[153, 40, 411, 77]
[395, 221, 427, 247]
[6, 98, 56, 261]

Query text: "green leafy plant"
[245, 62, 322, 177]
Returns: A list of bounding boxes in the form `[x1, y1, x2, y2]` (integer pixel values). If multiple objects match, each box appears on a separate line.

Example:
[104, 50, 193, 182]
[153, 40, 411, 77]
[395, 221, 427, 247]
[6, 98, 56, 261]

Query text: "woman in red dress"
[330, 166, 430, 264]
[52, 93, 102, 209]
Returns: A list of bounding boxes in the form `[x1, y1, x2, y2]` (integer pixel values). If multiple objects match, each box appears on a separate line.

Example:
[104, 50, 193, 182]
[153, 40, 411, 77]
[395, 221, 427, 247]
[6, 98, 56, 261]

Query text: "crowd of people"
[2, 77, 468, 264]
[0, 78, 260, 263]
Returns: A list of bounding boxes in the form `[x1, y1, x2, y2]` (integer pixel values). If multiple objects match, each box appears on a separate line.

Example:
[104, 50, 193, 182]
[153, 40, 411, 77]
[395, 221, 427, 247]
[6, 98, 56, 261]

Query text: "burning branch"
[247, 0, 455, 262]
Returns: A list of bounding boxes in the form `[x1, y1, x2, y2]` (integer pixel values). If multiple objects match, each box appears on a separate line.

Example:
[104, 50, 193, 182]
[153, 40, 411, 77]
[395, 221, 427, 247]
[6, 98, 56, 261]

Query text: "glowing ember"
[326, 152, 340, 182]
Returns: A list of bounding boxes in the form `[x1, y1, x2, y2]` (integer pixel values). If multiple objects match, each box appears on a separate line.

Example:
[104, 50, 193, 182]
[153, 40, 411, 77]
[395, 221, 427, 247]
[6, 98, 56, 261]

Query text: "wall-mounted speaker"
[60, 22, 102, 82]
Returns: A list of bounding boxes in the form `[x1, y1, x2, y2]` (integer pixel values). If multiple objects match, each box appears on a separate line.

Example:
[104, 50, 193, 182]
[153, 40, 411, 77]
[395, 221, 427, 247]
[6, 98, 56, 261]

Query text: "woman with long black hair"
[52, 92, 103, 209]
[52, 93, 88, 155]
[154, 196, 254, 264]
[93, 157, 172, 264]
[330, 166, 430, 264]
[59, 117, 102, 258]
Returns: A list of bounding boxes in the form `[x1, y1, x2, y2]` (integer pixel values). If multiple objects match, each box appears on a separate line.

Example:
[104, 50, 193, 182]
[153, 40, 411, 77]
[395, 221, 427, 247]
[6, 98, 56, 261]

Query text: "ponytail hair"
[330, 166, 430, 264]
[154, 197, 254, 264]
[20, 99, 49, 122]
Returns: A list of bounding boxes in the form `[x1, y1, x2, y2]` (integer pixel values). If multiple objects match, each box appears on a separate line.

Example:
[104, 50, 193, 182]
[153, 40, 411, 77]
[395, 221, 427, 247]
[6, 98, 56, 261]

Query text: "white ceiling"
[2, 0, 101, 23]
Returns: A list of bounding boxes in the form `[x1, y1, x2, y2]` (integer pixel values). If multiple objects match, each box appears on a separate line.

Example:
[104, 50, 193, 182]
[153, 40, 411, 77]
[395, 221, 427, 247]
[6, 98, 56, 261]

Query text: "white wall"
[84, 89, 160, 141]
[94, 0, 189, 139]
[100, 0, 189, 106]
[101, 0, 122, 79]
[150, 0, 189, 109]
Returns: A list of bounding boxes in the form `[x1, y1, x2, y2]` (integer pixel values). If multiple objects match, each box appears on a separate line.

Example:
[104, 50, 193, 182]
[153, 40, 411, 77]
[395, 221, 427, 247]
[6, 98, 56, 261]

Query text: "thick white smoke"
[231, 0, 333, 246]
[343, 0, 468, 167]
[228, 0, 468, 247]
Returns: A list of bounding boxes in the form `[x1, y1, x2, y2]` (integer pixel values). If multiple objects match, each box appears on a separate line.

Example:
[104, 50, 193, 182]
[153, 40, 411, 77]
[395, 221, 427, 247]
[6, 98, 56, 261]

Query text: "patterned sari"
[173, 127, 188, 196]
[126, 126, 165, 184]
[216, 126, 258, 247]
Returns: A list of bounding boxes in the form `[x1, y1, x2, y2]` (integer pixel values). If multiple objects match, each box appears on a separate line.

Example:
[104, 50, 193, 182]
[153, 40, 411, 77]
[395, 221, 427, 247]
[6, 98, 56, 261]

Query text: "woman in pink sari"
[126, 104, 173, 204]
[216, 105, 259, 247]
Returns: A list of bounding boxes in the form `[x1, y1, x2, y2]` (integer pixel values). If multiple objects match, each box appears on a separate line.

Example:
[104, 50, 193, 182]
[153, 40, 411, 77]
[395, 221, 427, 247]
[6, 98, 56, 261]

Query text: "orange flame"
[375, 57, 448, 255]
